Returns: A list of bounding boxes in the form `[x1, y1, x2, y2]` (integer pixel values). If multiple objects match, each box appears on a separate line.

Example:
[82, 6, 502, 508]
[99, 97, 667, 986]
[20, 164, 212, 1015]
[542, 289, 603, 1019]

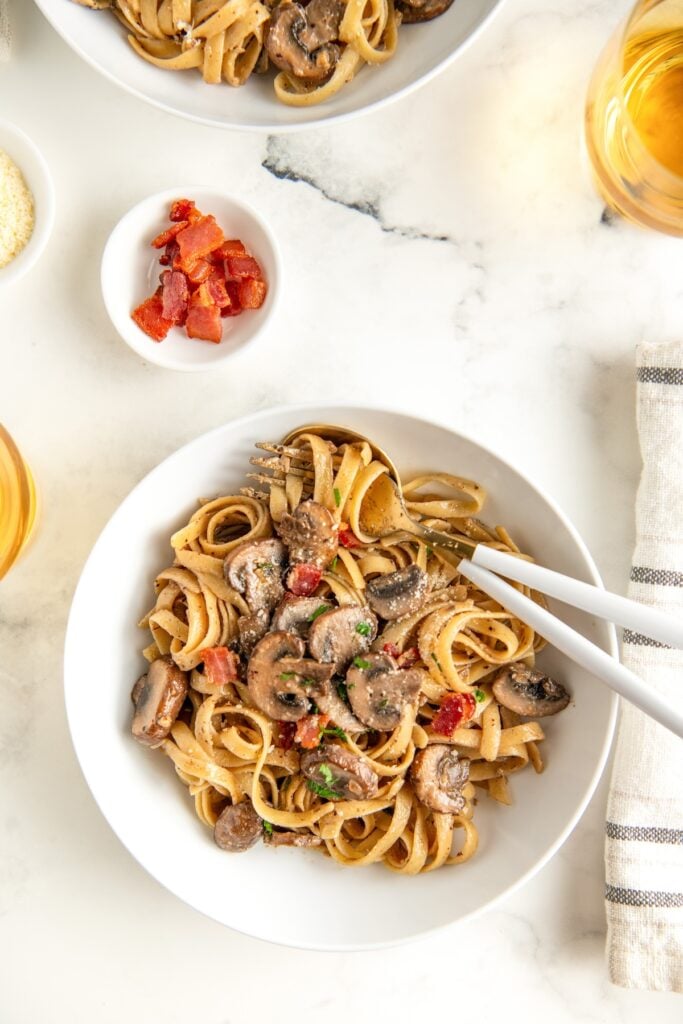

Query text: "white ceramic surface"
[100, 187, 281, 372]
[0, 119, 55, 289]
[63, 405, 617, 951]
[33, 0, 504, 131]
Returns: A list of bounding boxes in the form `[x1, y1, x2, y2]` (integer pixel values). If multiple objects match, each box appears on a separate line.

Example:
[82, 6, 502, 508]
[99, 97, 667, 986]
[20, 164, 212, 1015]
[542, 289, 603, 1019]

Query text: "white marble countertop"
[2, 0, 682, 1019]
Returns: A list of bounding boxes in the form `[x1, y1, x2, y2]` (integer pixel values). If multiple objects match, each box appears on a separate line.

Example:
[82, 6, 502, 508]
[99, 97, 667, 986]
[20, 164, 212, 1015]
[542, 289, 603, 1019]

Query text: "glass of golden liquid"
[0, 425, 38, 580]
[585, 0, 683, 235]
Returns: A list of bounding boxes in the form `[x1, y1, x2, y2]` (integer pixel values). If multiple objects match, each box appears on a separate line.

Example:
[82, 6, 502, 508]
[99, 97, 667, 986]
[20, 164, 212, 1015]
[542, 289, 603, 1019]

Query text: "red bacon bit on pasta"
[397, 646, 420, 669]
[200, 646, 240, 687]
[274, 721, 297, 751]
[288, 563, 323, 596]
[338, 525, 361, 549]
[382, 642, 400, 659]
[131, 198, 267, 345]
[431, 693, 477, 737]
[294, 714, 330, 750]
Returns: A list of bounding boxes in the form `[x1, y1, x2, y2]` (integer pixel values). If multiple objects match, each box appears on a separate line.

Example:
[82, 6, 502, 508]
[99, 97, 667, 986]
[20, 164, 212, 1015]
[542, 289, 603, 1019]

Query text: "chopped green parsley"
[307, 604, 330, 623]
[333, 487, 342, 508]
[331, 556, 339, 572]
[355, 621, 372, 637]
[431, 653, 443, 672]
[262, 820, 273, 835]
[474, 688, 486, 703]
[307, 778, 341, 801]
[337, 681, 349, 703]
[256, 562, 274, 570]
[279, 671, 296, 681]
[322, 725, 348, 742]
[353, 657, 371, 670]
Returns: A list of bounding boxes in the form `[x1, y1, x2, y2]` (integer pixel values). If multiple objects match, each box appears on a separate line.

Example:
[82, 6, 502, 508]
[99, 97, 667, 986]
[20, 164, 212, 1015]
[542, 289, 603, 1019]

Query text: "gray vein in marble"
[262, 137, 455, 245]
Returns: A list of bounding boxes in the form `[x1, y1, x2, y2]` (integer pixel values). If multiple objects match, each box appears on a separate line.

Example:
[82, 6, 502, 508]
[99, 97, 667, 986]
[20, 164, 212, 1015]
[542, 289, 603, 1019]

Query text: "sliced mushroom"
[214, 800, 263, 852]
[224, 538, 287, 615]
[396, 0, 454, 23]
[271, 595, 332, 637]
[366, 565, 430, 620]
[265, 0, 343, 83]
[301, 742, 379, 800]
[264, 830, 323, 847]
[277, 499, 338, 569]
[237, 609, 270, 656]
[247, 630, 333, 721]
[312, 677, 366, 734]
[345, 652, 423, 730]
[308, 605, 378, 672]
[492, 663, 570, 717]
[131, 655, 188, 747]
[410, 745, 470, 814]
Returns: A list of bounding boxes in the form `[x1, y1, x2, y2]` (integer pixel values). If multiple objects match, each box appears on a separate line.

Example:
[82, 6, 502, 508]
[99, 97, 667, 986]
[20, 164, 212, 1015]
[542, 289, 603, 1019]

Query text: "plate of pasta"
[64, 405, 617, 949]
[35, 0, 503, 129]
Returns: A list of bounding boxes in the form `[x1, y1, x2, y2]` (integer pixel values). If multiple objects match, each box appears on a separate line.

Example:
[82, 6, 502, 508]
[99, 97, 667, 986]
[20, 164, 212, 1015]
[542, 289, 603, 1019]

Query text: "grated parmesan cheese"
[0, 150, 35, 269]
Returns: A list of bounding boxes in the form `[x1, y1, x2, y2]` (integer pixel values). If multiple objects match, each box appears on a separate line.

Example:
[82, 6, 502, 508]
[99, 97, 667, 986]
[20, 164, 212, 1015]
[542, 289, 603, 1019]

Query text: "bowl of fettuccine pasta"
[35, 0, 503, 129]
[64, 405, 617, 949]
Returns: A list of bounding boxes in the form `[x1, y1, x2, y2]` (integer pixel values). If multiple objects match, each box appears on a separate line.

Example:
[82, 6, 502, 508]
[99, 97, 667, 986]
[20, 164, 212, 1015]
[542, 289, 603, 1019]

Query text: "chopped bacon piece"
[200, 646, 240, 686]
[214, 239, 247, 260]
[170, 198, 197, 222]
[189, 281, 214, 308]
[151, 220, 188, 249]
[186, 304, 222, 343]
[338, 525, 360, 549]
[397, 647, 420, 669]
[382, 642, 401, 660]
[431, 693, 477, 737]
[207, 270, 231, 309]
[295, 714, 330, 750]
[176, 215, 224, 268]
[238, 278, 267, 309]
[222, 280, 243, 317]
[184, 257, 213, 284]
[160, 239, 180, 267]
[225, 255, 263, 280]
[287, 563, 323, 597]
[160, 270, 189, 325]
[274, 721, 297, 751]
[132, 292, 173, 342]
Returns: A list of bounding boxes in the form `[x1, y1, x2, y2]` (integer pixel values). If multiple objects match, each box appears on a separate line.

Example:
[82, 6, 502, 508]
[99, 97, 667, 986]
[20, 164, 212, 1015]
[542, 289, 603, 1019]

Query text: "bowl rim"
[63, 401, 618, 950]
[100, 185, 282, 372]
[0, 118, 55, 289]
[33, 0, 507, 133]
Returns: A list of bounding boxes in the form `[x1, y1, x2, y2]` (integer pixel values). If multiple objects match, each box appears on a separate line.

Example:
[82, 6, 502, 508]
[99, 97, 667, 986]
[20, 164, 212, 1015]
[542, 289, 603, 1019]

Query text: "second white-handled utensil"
[458, 558, 683, 740]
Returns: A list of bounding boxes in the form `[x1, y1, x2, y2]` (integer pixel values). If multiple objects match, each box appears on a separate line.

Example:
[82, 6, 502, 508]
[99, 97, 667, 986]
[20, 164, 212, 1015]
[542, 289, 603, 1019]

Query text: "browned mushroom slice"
[264, 830, 323, 847]
[237, 609, 270, 657]
[247, 630, 333, 721]
[277, 499, 338, 569]
[312, 677, 366, 734]
[214, 800, 263, 852]
[345, 652, 423, 730]
[396, 0, 454, 23]
[265, 0, 343, 83]
[365, 565, 430, 620]
[301, 743, 379, 800]
[131, 655, 188, 747]
[224, 538, 287, 615]
[492, 663, 570, 718]
[271, 595, 332, 637]
[410, 745, 470, 814]
[308, 605, 378, 672]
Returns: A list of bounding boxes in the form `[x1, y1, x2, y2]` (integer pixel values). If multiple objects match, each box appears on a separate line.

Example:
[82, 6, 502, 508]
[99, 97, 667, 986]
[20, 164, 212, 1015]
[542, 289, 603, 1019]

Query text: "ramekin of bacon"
[101, 188, 281, 371]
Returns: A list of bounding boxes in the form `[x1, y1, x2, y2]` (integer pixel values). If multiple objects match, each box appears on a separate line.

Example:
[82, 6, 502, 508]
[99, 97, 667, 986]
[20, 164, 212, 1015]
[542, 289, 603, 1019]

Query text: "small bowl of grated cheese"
[0, 120, 55, 289]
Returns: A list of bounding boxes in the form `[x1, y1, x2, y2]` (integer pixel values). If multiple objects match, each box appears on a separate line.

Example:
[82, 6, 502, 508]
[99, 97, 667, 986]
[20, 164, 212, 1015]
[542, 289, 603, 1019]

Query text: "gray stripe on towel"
[630, 566, 683, 587]
[622, 629, 671, 649]
[636, 366, 683, 385]
[605, 886, 683, 908]
[606, 821, 683, 844]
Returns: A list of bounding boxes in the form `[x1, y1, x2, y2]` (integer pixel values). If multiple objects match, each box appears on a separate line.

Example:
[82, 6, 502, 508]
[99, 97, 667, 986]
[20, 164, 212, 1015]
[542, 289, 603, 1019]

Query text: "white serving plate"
[63, 404, 617, 950]
[35, 0, 503, 131]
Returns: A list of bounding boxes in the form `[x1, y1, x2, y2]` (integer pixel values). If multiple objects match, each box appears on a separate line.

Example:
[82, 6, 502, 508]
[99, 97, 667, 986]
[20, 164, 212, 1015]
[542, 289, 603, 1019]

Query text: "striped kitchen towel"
[0, 0, 10, 62]
[605, 340, 683, 992]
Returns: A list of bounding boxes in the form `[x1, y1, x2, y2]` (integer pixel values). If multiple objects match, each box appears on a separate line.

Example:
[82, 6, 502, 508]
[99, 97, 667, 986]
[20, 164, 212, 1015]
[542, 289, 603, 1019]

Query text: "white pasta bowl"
[0, 120, 55, 290]
[64, 405, 617, 950]
[101, 187, 281, 372]
[34, 0, 503, 131]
